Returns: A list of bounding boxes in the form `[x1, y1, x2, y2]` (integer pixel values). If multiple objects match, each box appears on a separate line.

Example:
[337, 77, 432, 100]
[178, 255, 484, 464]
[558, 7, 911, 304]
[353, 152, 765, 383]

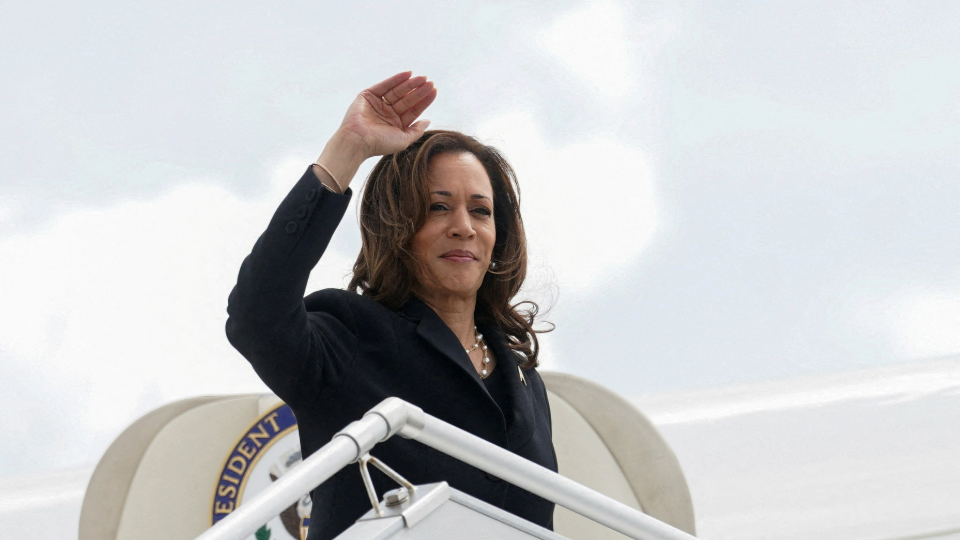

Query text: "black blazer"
[226, 167, 557, 540]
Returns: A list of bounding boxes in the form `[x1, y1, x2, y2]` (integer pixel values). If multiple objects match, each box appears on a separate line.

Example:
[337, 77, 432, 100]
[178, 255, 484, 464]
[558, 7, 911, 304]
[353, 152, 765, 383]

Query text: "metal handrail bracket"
[357, 482, 451, 529]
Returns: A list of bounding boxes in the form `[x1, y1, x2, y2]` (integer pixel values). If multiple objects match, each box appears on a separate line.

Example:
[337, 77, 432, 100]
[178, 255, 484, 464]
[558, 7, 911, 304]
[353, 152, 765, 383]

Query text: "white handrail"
[195, 397, 697, 540]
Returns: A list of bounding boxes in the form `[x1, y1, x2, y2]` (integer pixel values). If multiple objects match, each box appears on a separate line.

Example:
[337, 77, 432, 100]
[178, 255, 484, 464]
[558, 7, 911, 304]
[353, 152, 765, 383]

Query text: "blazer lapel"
[397, 298, 535, 449]
[479, 323, 536, 450]
[398, 297, 486, 388]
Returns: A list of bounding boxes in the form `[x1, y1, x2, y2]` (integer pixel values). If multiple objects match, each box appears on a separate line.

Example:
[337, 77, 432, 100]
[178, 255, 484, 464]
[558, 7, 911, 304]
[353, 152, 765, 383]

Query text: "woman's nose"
[448, 207, 475, 238]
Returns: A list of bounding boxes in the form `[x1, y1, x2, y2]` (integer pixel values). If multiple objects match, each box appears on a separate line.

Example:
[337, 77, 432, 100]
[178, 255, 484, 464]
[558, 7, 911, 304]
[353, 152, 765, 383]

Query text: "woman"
[226, 72, 556, 540]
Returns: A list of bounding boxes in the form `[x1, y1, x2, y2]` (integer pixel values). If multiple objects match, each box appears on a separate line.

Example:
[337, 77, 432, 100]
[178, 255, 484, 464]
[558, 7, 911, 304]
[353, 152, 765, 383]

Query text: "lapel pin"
[518, 366, 527, 386]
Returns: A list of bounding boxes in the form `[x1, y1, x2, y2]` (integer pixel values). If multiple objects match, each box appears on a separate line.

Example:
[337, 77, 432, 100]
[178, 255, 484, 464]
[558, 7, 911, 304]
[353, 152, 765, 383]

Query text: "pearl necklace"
[465, 326, 492, 379]
[465, 326, 481, 354]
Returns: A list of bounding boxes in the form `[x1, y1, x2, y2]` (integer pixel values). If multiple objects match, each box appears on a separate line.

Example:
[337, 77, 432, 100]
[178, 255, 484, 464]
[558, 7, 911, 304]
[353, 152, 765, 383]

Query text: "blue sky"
[1, 0, 959, 483]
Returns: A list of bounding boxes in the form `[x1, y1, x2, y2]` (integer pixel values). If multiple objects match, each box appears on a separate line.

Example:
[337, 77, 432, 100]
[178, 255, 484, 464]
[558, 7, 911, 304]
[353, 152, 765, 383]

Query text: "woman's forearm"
[313, 129, 370, 193]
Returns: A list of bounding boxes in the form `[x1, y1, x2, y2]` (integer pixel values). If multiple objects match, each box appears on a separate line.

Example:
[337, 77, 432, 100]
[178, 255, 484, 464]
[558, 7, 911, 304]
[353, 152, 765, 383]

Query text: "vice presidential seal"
[211, 403, 311, 540]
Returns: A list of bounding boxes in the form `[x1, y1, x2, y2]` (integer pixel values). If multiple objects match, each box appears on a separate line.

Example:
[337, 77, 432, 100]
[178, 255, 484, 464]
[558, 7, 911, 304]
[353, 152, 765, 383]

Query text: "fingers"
[391, 80, 433, 122]
[403, 120, 430, 146]
[399, 86, 438, 127]
[405, 119, 432, 140]
[363, 72, 437, 131]
[381, 75, 427, 105]
[367, 71, 413, 97]
[392, 80, 434, 112]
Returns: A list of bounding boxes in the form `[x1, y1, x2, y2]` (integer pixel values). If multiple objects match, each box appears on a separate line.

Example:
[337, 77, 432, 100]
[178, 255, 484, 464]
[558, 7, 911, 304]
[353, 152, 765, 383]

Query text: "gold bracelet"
[318, 180, 339, 194]
[313, 162, 344, 194]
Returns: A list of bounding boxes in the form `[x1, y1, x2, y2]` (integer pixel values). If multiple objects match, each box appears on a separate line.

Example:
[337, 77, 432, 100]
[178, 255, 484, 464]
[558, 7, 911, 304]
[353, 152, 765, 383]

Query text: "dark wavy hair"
[348, 130, 546, 368]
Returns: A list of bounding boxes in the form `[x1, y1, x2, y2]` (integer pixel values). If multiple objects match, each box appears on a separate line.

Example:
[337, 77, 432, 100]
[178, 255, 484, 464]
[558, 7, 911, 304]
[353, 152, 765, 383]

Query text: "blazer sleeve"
[225, 166, 359, 406]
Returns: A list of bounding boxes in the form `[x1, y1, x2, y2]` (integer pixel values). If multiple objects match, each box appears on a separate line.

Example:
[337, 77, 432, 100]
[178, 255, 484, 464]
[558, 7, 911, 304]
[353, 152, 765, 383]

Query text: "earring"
[489, 261, 497, 270]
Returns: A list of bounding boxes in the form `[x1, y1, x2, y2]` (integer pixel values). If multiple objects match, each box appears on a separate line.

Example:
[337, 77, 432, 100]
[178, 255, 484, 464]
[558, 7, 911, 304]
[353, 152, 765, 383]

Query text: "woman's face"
[410, 152, 496, 302]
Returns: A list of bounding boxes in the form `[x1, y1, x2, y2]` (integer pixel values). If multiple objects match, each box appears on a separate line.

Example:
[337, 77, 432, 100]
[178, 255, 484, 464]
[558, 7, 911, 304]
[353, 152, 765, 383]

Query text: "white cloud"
[852, 288, 960, 361]
[540, 0, 636, 99]
[887, 290, 960, 358]
[475, 111, 658, 295]
[0, 156, 356, 438]
[0, 204, 11, 233]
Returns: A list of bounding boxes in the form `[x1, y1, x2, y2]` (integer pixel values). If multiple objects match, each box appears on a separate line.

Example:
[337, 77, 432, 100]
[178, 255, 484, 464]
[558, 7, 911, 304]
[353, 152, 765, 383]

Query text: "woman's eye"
[429, 203, 448, 212]
[472, 206, 492, 216]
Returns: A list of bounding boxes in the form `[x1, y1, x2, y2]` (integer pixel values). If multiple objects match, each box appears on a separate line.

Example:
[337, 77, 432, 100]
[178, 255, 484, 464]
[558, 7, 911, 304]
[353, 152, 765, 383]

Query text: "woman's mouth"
[440, 250, 477, 263]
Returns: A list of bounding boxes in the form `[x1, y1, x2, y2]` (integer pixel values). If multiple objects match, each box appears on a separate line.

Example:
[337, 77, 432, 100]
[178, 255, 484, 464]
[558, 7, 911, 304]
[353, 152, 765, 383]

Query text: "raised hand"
[338, 72, 438, 159]
[315, 73, 438, 192]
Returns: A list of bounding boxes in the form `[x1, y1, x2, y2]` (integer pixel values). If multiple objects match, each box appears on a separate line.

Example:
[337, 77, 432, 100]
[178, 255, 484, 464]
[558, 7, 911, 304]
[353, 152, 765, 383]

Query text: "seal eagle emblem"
[211, 402, 311, 540]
